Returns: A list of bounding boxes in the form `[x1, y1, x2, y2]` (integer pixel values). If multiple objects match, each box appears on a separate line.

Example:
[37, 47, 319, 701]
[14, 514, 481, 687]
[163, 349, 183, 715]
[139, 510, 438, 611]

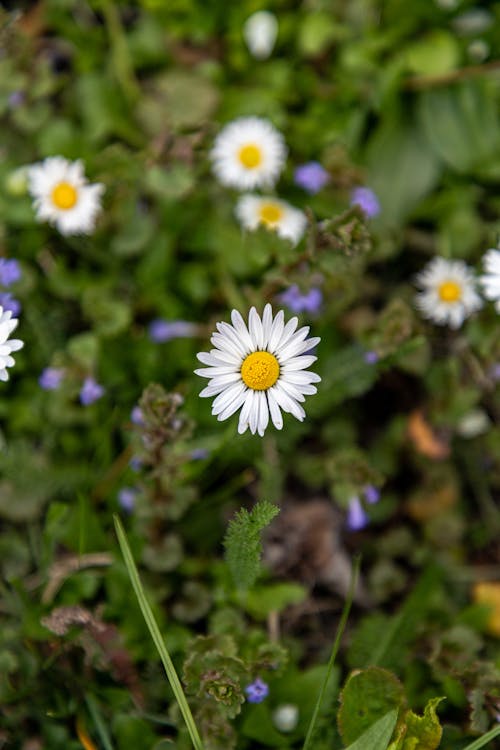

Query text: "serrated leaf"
[223, 500, 279, 591]
[389, 697, 445, 750]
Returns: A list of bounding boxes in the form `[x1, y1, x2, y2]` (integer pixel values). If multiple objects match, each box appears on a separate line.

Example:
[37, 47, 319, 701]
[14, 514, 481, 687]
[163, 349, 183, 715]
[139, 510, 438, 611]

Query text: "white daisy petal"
[267, 389, 283, 430]
[257, 392, 269, 436]
[0, 305, 23, 381]
[480, 248, 500, 313]
[249, 307, 264, 349]
[281, 355, 317, 371]
[230, 310, 254, 351]
[27, 156, 104, 236]
[267, 309, 285, 351]
[195, 305, 320, 436]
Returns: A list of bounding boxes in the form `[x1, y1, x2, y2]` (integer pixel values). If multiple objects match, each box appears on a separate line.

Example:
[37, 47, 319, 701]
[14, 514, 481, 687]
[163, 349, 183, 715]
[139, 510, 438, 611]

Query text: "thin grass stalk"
[114, 516, 204, 750]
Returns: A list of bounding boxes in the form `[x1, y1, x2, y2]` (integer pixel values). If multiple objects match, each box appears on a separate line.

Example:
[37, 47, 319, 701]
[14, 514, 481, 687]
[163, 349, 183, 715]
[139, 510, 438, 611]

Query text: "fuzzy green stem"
[114, 516, 204, 750]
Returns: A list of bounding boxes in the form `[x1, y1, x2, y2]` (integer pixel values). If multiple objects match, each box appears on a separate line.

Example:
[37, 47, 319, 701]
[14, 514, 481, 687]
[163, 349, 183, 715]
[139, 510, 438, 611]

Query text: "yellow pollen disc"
[438, 280, 462, 303]
[258, 202, 284, 227]
[238, 143, 262, 169]
[241, 351, 280, 391]
[51, 181, 78, 210]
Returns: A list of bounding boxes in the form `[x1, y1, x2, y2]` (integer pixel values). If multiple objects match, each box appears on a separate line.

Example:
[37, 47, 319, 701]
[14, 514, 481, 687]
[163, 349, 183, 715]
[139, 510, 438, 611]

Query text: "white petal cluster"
[415, 257, 482, 329]
[28, 156, 104, 235]
[243, 11, 278, 60]
[0, 306, 24, 381]
[195, 304, 320, 437]
[479, 248, 500, 312]
[236, 194, 307, 245]
[210, 117, 287, 190]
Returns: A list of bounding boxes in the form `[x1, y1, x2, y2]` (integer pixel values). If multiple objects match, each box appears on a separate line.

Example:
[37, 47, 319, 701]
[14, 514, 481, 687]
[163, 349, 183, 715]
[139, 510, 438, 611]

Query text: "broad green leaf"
[405, 31, 459, 76]
[244, 582, 307, 620]
[366, 118, 441, 226]
[417, 81, 500, 173]
[344, 709, 399, 750]
[338, 667, 407, 745]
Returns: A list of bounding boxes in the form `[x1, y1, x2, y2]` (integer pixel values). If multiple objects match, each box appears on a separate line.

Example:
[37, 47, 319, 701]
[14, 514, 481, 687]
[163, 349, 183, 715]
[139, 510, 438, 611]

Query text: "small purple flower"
[39, 367, 64, 391]
[488, 363, 500, 382]
[0, 259, 21, 286]
[364, 350, 379, 365]
[294, 162, 330, 194]
[0, 293, 21, 316]
[80, 377, 105, 405]
[148, 319, 198, 343]
[129, 456, 143, 472]
[7, 91, 24, 109]
[118, 487, 137, 513]
[130, 405, 144, 425]
[363, 485, 380, 505]
[245, 678, 269, 704]
[190, 448, 209, 461]
[350, 187, 380, 219]
[278, 285, 323, 314]
[346, 496, 369, 531]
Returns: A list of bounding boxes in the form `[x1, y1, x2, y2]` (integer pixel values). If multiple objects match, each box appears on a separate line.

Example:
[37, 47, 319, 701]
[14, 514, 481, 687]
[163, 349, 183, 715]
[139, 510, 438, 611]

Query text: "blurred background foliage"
[0, 0, 500, 748]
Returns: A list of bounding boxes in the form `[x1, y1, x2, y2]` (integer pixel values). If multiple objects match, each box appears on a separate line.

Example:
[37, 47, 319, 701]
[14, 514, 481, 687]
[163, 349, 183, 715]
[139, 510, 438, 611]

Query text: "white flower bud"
[243, 11, 278, 60]
[272, 703, 299, 733]
[456, 409, 490, 439]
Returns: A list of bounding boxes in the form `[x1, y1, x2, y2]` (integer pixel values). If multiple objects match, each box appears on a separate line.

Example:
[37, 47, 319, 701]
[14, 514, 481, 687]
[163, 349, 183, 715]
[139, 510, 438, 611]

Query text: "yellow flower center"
[51, 181, 78, 210]
[241, 351, 280, 390]
[438, 280, 462, 303]
[238, 143, 262, 169]
[258, 202, 284, 227]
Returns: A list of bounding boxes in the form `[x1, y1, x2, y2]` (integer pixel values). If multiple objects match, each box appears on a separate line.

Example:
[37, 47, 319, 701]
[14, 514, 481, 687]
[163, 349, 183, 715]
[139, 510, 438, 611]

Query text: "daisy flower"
[479, 248, 500, 312]
[0, 305, 24, 381]
[195, 304, 320, 437]
[210, 117, 287, 190]
[236, 194, 306, 245]
[28, 156, 104, 235]
[415, 257, 482, 329]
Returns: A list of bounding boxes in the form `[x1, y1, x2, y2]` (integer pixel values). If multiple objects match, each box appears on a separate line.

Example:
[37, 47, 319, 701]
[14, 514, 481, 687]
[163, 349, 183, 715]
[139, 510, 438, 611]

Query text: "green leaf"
[417, 81, 500, 173]
[82, 287, 132, 337]
[244, 582, 307, 620]
[223, 500, 279, 592]
[366, 117, 441, 226]
[392, 697, 444, 750]
[338, 667, 407, 746]
[460, 724, 500, 750]
[344, 709, 399, 750]
[404, 31, 459, 76]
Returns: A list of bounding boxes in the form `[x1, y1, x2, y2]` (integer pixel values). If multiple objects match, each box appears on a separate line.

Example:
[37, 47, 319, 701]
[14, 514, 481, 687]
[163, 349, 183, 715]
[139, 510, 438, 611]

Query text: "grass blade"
[461, 725, 500, 750]
[84, 694, 115, 750]
[302, 554, 361, 750]
[114, 516, 204, 750]
[343, 709, 398, 750]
